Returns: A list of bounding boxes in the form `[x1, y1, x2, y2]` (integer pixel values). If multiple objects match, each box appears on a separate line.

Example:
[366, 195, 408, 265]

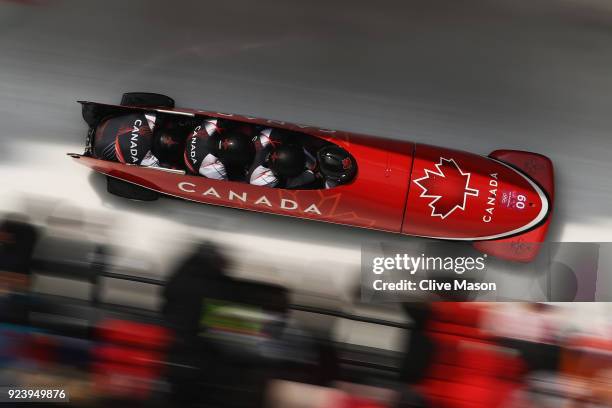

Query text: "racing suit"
[183, 119, 227, 180]
[93, 112, 160, 167]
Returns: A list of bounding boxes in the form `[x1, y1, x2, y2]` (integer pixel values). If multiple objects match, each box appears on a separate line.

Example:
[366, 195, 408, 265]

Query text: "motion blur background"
[1, 0, 612, 407]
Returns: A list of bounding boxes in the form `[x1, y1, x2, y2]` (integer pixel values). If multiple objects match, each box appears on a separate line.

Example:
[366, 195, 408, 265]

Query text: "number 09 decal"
[516, 194, 526, 209]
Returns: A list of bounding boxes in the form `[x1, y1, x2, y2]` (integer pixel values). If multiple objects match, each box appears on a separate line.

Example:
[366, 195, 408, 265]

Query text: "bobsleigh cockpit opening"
[87, 109, 357, 190]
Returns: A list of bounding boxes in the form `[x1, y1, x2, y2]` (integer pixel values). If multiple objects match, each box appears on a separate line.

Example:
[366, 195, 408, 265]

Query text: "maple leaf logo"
[413, 157, 479, 219]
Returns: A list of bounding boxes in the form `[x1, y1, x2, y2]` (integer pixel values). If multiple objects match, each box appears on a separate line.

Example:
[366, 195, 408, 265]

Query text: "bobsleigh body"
[71, 99, 554, 262]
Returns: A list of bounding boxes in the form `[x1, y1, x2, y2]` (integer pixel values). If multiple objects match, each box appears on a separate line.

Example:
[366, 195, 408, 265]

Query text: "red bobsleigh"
[69, 93, 554, 262]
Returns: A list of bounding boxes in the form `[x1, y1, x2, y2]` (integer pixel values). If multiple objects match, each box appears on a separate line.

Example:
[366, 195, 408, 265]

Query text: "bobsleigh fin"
[473, 150, 554, 262]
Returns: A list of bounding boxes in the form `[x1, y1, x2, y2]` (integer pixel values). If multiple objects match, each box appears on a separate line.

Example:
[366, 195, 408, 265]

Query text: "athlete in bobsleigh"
[93, 112, 160, 166]
[183, 119, 256, 182]
[247, 128, 319, 189]
[316, 145, 357, 189]
[183, 118, 226, 179]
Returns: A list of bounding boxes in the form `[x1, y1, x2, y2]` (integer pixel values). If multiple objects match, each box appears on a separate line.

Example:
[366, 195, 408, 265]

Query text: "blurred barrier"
[3, 214, 612, 407]
[73, 267, 412, 332]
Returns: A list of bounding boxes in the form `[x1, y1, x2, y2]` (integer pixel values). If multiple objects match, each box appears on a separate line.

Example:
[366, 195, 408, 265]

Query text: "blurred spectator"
[162, 241, 230, 335]
[0, 213, 38, 281]
[398, 302, 434, 384]
[0, 213, 38, 324]
[162, 241, 290, 407]
[483, 303, 561, 373]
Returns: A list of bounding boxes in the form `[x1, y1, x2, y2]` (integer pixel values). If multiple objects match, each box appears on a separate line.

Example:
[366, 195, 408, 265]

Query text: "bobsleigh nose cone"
[403, 145, 553, 242]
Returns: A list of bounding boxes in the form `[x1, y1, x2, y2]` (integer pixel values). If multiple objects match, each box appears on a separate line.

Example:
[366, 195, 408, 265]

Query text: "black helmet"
[204, 132, 221, 155]
[317, 145, 357, 183]
[269, 144, 306, 178]
[217, 130, 255, 167]
[155, 132, 183, 156]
